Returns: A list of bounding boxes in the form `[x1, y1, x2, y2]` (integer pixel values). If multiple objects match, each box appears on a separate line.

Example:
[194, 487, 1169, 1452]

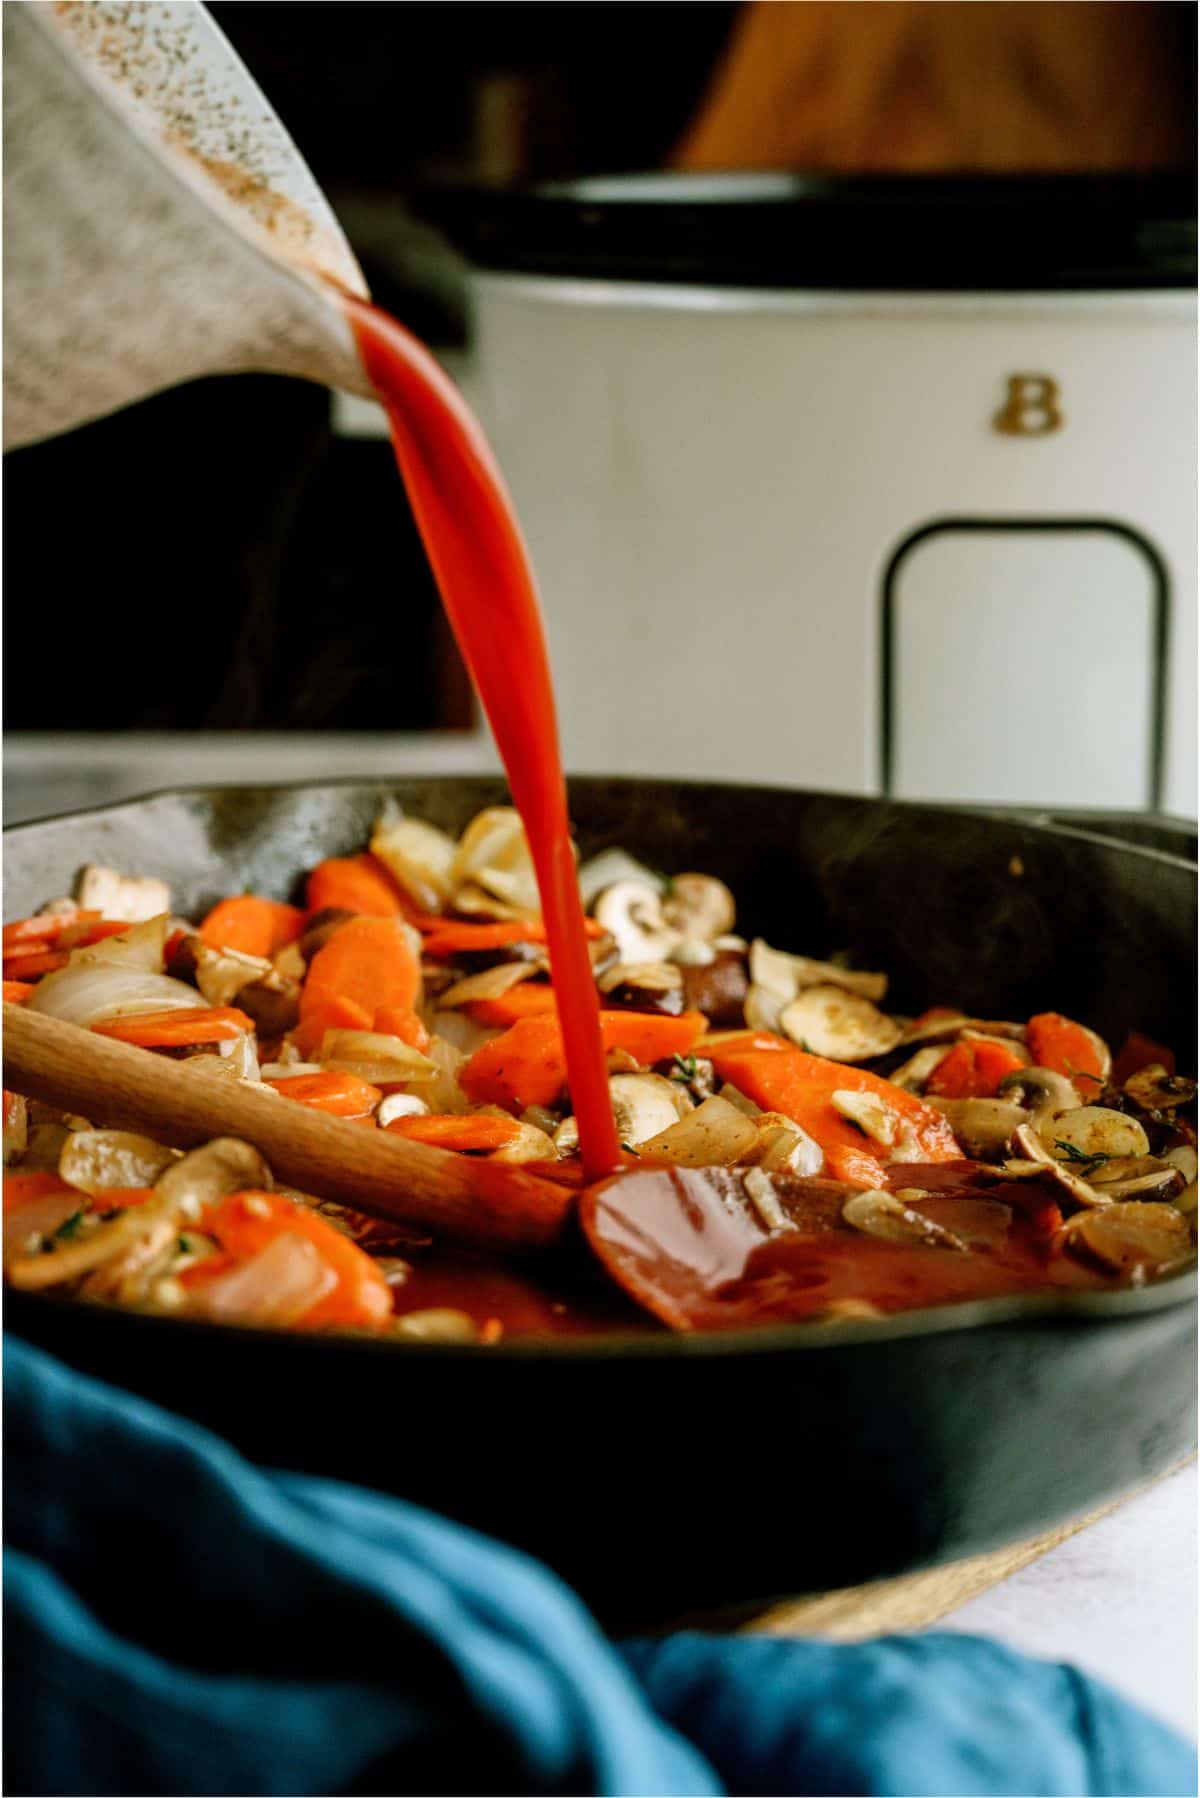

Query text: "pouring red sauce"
[347, 300, 620, 1181]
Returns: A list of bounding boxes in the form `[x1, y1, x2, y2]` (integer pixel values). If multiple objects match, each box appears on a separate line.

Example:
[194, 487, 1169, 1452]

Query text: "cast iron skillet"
[4, 777, 1196, 1625]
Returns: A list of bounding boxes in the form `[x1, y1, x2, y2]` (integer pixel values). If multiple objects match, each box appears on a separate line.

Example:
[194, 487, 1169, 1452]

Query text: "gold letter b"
[993, 374, 1063, 436]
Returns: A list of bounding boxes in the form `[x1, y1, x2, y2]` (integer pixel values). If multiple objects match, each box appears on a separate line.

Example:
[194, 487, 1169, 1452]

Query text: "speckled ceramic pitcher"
[3, 0, 374, 449]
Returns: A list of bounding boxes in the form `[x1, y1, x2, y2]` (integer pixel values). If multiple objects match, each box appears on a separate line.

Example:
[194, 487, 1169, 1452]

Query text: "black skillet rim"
[412, 170, 1198, 292]
[4, 773, 1196, 1362]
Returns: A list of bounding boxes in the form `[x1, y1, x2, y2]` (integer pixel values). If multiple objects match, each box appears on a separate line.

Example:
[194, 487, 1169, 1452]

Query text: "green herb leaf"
[1054, 1139, 1110, 1167]
[1064, 1062, 1105, 1087]
[53, 1210, 87, 1241]
[620, 1142, 641, 1156]
[672, 1054, 698, 1082]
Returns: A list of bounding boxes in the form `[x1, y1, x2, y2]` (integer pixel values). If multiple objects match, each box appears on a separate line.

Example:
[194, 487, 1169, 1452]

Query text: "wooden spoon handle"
[1, 1003, 573, 1250]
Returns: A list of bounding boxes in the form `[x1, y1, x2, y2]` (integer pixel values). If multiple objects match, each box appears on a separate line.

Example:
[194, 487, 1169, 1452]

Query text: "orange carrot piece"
[373, 1004, 431, 1052]
[3, 1170, 77, 1212]
[92, 1006, 254, 1047]
[420, 917, 605, 957]
[298, 915, 420, 1057]
[1027, 1012, 1107, 1087]
[2, 981, 34, 1004]
[2, 911, 100, 952]
[262, 1070, 383, 1118]
[57, 918, 141, 951]
[383, 1113, 522, 1151]
[2, 951, 68, 980]
[305, 854, 416, 920]
[466, 985, 559, 1028]
[460, 1010, 707, 1113]
[205, 1189, 392, 1328]
[925, 1038, 1026, 1100]
[707, 1040, 961, 1188]
[200, 895, 304, 958]
[92, 1187, 158, 1211]
[178, 1252, 236, 1290]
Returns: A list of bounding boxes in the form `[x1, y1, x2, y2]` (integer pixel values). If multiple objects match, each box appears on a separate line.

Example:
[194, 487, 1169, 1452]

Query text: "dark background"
[3, 4, 737, 735]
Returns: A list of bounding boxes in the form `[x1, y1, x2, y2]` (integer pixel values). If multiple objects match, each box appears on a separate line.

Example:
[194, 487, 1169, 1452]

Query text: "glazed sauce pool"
[347, 300, 620, 1180]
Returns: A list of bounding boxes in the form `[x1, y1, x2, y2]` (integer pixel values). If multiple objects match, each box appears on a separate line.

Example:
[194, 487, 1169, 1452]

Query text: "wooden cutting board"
[744, 1461, 1193, 1640]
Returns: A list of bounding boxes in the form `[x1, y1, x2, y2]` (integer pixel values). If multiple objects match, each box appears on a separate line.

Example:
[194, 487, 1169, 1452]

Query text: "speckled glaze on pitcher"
[3, 0, 374, 449]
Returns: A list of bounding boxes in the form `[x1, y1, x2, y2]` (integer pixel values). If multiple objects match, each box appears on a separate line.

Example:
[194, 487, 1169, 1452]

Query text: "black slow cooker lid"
[415, 171, 1196, 291]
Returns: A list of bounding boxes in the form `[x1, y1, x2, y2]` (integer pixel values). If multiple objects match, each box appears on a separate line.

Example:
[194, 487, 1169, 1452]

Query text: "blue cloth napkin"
[5, 1335, 1196, 1798]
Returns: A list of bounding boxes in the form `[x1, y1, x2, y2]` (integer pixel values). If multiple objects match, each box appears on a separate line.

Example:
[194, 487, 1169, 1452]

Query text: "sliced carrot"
[373, 1004, 431, 1052]
[2, 951, 68, 980]
[92, 1187, 158, 1211]
[57, 918, 141, 951]
[467, 985, 559, 1028]
[3, 1170, 77, 1212]
[263, 1070, 383, 1118]
[2, 982, 34, 1004]
[420, 917, 605, 958]
[298, 915, 420, 1058]
[925, 1039, 1026, 1100]
[384, 1113, 523, 1151]
[305, 854, 417, 921]
[204, 1190, 392, 1328]
[1027, 1012, 1107, 1087]
[92, 1006, 253, 1047]
[200, 895, 304, 959]
[2, 911, 99, 952]
[707, 1040, 961, 1188]
[178, 1251, 236, 1290]
[460, 1010, 707, 1113]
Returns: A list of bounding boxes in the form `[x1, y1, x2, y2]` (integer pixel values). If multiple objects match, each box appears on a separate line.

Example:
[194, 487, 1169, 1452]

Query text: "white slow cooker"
[427, 173, 1197, 817]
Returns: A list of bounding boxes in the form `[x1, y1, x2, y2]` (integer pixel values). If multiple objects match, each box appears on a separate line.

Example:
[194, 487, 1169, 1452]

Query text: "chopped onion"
[318, 1029, 434, 1084]
[28, 963, 208, 1028]
[189, 1232, 337, 1326]
[70, 914, 170, 973]
[428, 1009, 502, 1057]
[59, 1130, 177, 1194]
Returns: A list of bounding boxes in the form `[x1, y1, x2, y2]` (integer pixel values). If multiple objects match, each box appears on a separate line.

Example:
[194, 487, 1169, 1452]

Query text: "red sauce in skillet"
[346, 299, 620, 1182]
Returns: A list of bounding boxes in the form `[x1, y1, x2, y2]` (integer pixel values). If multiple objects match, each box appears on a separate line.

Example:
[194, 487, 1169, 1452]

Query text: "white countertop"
[944, 1460, 1197, 1740]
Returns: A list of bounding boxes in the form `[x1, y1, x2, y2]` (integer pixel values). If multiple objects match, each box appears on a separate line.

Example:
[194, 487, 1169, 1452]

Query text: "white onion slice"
[28, 963, 208, 1028]
[190, 1232, 337, 1326]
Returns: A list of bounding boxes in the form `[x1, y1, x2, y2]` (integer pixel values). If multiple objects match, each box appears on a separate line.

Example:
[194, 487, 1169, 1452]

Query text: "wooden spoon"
[2, 1003, 573, 1251]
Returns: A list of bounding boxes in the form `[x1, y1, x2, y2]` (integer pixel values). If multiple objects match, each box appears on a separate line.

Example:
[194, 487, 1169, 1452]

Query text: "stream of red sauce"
[347, 299, 620, 1180]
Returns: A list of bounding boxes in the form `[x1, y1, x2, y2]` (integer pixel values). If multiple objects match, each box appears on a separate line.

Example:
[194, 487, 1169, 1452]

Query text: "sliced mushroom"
[1123, 1065, 1199, 1113]
[594, 883, 682, 965]
[662, 873, 736, 944]
[924, 1098, 1027, 1159]
[680, 953, 750, 1029]
[6, 1190, 179, 1291]
[451, 883, 532, 923]
[671, 939, 718, 968]
[1088, 1165, 1184, 1201]
[370, 807, 457, 913]
[1011, 1123, 1110, 1208]
[438, 960, 546, 1008]
[609, 1073, 691, 1146]
[297, 908, 356, 964]
[744, 984, 785, 1033]
[898, 1014, 1026, 1049]
[155, 1137, 273, 1222]
[234, 968, 301, 1037]
[780, 986, 902, 1062]
[1063, 1201, 1193, 1277]
[578, 849, 665, 911]
[889, 1044, 953, 1093]
[749, 938, 887, 1005]
[640, 1093, 761, 1167]
[842, 1189, 967, 1251]
[1040, 1106, 1149, 1164]
[1164, 1145, 1199, 1186]
[76, 865, 171, 923]
[596, 960, 685, 1015]
[997, 1067, 1081, 1128]
[831, 1089, 902, 1149]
